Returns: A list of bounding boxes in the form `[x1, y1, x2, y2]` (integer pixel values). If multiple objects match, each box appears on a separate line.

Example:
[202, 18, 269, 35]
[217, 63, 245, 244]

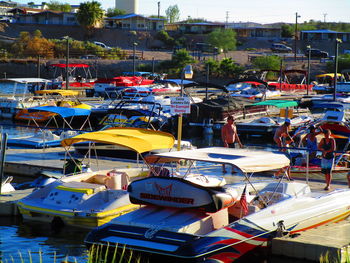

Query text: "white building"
[115, 0, 138, 14]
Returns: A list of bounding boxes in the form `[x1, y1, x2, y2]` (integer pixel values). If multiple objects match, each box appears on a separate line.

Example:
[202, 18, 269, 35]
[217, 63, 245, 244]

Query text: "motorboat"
[85, 147, 350, 261]
[7, 129, 80, 149]
[93, 76, 155, 98]
[90, 99, 171, 131]
[73, 127, 194, 160]
[0, 78, 54, 119]
[48, 63, 95, 89]
[294, 104, 350, 148]
[226, 79, 281, 100]
[14, 106, 92, 129]
[312, 73, 344, 94]
[257, 69, 313, 93]
[16, 128, 176, 229]
[234, 100, 312, 136]
[14, 91, 92, 124]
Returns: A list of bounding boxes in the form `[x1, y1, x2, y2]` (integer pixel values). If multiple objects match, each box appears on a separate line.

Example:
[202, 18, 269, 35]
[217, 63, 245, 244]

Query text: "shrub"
[219, 58, 244, 77]
[326, 54, 350, 72]
[11, 30, 55, 58]
[252, 55, 282, 71]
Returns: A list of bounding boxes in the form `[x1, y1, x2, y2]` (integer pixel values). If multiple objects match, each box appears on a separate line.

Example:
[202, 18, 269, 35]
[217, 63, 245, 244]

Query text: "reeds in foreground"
[0, 244, 145, 263]
[320, 249, 350, 263]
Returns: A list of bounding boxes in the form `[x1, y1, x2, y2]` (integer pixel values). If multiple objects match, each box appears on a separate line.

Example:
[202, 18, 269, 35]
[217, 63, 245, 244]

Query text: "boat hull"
[85, 181, 350, 261]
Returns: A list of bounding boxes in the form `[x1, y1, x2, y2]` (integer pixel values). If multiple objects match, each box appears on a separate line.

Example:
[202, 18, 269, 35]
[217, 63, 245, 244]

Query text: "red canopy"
[49, 63, 90, 68]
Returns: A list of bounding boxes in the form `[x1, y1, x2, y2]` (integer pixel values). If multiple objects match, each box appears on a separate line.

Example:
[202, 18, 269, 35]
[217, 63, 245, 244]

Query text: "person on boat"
[221, 115, 243, 173]
[302, 125, 323, 161]
[273, 119, 293, 152]
[273, 119, 294, 180]
[318, 129, 336, 191]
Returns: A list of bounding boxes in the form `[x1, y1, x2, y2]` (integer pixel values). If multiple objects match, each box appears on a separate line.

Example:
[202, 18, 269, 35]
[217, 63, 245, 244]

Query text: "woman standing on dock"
[318, 129, 336, 191]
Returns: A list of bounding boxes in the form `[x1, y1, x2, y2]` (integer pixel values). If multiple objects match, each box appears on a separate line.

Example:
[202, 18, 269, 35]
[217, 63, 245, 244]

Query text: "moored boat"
[85, 147, 350, 262]
[16, 128, 176, 229]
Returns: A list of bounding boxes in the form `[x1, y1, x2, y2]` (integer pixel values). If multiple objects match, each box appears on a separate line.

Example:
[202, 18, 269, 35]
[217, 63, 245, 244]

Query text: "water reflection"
[0, 217, 88, 263]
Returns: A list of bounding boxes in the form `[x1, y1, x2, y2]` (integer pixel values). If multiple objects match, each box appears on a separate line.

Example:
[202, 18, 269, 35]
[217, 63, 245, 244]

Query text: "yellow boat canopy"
[316, 73, 343, 78]
[35, 89, 80, 96]
[61, 127, 175, 154]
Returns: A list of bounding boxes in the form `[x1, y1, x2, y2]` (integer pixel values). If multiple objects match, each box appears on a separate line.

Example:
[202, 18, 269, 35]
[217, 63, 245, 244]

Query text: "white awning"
[153, 147, 290, 173]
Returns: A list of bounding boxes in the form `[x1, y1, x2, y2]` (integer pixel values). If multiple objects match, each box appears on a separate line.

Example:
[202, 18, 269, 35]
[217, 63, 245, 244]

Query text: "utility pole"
[333, 39, 342, 101]
[226, 11, 229, 28]
[64, 36, 70, 90]
[157, 1, 160, 18]
[323, 13, 327, 23]
[294, 12, 301, 62]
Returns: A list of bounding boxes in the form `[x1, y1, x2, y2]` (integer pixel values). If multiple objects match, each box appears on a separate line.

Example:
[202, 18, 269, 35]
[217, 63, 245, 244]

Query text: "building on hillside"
[115, 0, 138, 14]
[29, 3, 49, 10]
[13, 10, 77, 25]
[8, 7, 43, 15]
[300, 29, 350, 43]
[165, 22, 225, 34]
[0, 1, 18, 16]
[105, 13, 165, 31]
[227, 23, 281, 39]
[70, 5, 80, 13]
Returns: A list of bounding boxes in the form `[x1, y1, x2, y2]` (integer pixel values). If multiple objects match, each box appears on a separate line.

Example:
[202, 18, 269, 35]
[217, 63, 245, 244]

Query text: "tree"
[252, 55, 282, 71]
[27, 2, 35, 7]
[11, 30, 54, 58]
[165, 5, 180, 23]
[76, 1, 104, 36]
[207, 29, 236, 55]
[47, 1, 71, 12]
[281, 24, 293, 38]
[106, 8, 125, 17]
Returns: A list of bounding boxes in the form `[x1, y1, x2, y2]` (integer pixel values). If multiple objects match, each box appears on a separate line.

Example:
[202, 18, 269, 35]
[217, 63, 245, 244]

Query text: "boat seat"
[56, 181, 106, 195]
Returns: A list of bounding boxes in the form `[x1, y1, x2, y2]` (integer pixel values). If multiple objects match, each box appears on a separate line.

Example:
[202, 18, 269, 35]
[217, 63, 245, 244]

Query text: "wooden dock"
[272, 219, 350, 262]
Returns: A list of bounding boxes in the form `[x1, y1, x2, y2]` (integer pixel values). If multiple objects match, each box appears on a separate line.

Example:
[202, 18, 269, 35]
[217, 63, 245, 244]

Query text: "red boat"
[261, 69, 313, 92]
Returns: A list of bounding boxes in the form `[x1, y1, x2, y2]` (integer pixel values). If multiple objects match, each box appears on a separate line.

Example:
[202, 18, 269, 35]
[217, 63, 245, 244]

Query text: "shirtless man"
[273, 119, 293, 151]
[273, 119, 293, 180]
[221, 115, 243, 173]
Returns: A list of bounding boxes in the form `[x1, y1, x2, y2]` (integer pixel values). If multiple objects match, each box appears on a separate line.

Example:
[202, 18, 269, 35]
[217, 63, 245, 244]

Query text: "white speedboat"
[85, 147, 350, 262]
[235, 100, 312, 136]
[0, 78, 53, 119]
[16, 128, 176, 229]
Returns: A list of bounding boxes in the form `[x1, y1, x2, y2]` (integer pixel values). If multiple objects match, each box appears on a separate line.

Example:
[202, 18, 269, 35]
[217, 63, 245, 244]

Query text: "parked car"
[305, 48, 328, 58]
[93, 41, 112, 50]
[271, 43, 292, 53]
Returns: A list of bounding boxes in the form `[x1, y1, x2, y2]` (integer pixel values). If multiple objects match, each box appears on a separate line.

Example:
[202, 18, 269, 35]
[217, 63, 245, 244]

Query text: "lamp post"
[294, 12, 301, 62]
[333, 38, 342, 101]
[132, 42, 138, 76]
[177, 65, 193, 151]
[63, 36, 71, 90]
[307, 45, 311, 96]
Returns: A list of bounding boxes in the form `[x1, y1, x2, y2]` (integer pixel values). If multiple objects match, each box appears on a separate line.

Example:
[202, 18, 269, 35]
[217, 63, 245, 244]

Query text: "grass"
[319, 248, 350, 263]
[0, 244, 145, 263]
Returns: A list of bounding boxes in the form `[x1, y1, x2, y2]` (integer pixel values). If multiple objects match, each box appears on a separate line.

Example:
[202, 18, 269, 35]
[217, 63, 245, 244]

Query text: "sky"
[15, 0, 350, 24]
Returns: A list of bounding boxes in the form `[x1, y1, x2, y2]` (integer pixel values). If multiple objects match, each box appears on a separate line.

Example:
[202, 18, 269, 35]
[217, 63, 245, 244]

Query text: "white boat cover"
[0, 78, 51, 83]
[153, 147, 290, 173]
